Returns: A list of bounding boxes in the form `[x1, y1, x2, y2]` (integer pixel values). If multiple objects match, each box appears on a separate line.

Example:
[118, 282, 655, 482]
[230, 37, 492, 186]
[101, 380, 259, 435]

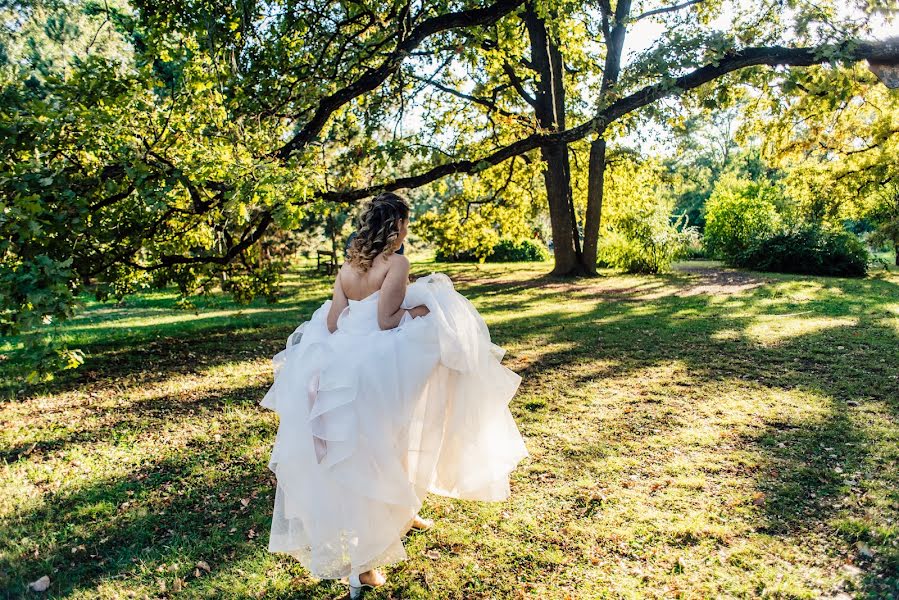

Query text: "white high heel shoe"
[348, 570, 385, 599]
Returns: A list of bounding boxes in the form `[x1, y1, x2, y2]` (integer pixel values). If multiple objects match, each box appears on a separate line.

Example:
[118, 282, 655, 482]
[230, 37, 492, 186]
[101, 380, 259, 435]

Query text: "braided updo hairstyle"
[346, 192, 410, 272]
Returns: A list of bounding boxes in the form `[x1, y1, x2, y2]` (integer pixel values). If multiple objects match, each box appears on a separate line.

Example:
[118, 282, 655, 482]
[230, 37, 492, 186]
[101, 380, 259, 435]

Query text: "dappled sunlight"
[0, 407, 271, 517]
[503, 340, 584, 376]
[3, 263, 898, 597]
[711, 328, 742, 341]
[62, 306, 299, 333]
[1, 359, 272, 466]
[882, 309, 899, 335]
[1, 409, 277, 597]
[743, 315, 860, 345]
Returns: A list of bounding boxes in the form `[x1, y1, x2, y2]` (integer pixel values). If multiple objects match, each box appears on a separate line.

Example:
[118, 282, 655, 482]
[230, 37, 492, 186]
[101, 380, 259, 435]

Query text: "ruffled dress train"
[260, 273, 528, 578]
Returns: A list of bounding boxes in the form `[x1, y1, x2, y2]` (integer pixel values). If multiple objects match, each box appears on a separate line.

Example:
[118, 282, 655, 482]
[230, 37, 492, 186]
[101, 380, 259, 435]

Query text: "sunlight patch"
[711, 329, 742, 341]
[61, 306, 297, 332]
[743, 315, 858, 345]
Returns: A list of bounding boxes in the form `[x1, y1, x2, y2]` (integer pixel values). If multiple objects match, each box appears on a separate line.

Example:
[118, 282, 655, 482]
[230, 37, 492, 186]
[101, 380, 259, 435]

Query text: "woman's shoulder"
[386, 252, 410, 268]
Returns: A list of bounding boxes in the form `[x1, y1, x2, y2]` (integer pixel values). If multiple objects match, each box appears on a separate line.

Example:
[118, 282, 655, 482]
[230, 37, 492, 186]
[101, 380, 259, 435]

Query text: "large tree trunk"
[582, 0, 632, 273]
[542, 143, 581, 274]
[524, 5, 585, 276]
[582, 137, 607, 274]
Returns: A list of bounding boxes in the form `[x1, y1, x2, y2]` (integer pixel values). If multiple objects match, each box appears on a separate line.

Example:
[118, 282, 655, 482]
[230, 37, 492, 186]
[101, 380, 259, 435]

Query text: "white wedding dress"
[260, 272, 528, 579]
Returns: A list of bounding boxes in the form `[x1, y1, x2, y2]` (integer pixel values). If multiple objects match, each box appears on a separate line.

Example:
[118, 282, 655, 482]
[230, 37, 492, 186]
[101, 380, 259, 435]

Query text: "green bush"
[600, 207, 699, 274]
[434, 248, 478, 262]
[733, 226, 868, 277]
[436, 238, 548, 263]
[703, 176, 782, 259]
[487, 239, 550, 262]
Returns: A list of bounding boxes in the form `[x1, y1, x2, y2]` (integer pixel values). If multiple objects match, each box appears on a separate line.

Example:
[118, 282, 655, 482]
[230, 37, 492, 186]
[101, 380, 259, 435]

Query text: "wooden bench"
[316, 250, 338, 275]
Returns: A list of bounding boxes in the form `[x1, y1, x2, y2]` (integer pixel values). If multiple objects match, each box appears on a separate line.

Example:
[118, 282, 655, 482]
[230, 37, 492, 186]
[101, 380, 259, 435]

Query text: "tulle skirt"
[260, 273, 528, 578]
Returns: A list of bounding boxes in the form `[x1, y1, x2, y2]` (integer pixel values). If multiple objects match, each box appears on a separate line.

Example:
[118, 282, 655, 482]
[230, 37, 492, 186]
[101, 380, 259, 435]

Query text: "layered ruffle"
[261, 272, 528, 578]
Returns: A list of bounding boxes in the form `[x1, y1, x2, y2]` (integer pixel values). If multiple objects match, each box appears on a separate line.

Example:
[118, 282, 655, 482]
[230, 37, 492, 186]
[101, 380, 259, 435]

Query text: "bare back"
[326, 252, 411, 332]
[338, 255, 393, 301]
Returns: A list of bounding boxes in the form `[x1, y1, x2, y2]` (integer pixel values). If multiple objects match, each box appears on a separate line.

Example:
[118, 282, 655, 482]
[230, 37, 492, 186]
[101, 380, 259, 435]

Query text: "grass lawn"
[1, 260, 898, 599]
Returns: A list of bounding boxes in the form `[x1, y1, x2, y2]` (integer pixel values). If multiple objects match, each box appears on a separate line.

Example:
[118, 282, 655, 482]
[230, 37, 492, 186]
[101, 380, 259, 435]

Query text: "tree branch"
[313, 40, 899, 203]
[501, 60, 538, 107]
[633, 0, 704, 22]
[597, 0, 612, 39]
[410, 72, 532, 124]
[144, 211, 275, 270]
[274, 0, 525, 161]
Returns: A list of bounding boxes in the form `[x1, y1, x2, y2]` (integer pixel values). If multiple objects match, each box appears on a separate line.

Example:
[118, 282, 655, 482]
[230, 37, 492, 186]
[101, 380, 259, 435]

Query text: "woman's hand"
[408, 305, 430, 318]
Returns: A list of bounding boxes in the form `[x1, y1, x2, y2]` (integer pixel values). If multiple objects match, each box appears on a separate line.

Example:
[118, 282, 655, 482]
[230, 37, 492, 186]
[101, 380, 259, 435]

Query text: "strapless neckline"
[347, 290, 379, 304]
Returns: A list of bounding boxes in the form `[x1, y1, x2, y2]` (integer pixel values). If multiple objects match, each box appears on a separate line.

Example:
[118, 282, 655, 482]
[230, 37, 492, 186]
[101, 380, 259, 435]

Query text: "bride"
[260, 192, 528, 597]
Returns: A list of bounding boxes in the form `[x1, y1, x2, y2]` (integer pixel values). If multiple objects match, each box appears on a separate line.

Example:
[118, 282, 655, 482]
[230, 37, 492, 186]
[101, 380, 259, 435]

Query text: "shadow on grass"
[1, 281, 333, 401]
[2, 264, 897, 597]
[1, 416, 342, 598]
[488, 271, 898, 597]
[0, 380, 268, 464]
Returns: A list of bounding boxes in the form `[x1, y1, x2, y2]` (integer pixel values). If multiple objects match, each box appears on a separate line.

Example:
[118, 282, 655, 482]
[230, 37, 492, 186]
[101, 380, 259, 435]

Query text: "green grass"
[2, 260, 898, 599]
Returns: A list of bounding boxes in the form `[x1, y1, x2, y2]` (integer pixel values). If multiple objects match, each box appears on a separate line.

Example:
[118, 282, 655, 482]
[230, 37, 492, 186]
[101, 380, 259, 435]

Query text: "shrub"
[704, 176, 782, 259]
[733, 226, 868, 277]
[434, 248, 478, 262]
[487, 239, 549, 262]
[436, 238, 548, 263]
[600, 206, 699, 274]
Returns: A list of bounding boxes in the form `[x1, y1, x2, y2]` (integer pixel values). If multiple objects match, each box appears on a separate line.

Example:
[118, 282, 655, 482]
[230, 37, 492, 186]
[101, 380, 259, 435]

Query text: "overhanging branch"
[632, 0, 704, 22]
[314, 39, 899, 203]
[140, 211, 275, 270]
[274, 0, 525, 161]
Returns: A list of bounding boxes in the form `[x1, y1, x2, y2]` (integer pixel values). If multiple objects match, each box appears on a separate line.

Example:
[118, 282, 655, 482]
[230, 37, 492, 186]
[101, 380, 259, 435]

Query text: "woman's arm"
[377, 255, 430, 329]
[377, 255, 412, 330]
[326, 270, 348, 333]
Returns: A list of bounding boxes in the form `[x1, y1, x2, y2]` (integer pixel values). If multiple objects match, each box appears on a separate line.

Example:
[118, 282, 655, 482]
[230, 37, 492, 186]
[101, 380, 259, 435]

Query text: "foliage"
[600, 207, 698, 274]
[733, 225, 869, 277]
[422, 210, 502, 263]
[703, 174, 783, 259]
[418, 160, 545, 262]
[435, 238, 549, 263]
[600, 157, 698, 274]
[749, 64, 899, 228]
[863, 181, 899, 266]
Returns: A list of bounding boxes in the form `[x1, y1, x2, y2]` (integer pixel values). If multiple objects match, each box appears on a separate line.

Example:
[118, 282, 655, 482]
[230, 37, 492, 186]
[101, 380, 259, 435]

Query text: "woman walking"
[260, 192, 528, 597]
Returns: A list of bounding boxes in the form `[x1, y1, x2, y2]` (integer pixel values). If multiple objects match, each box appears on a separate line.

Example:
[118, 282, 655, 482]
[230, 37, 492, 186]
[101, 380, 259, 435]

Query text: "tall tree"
[1, 0, 526, 339]
[524, 3, 581, 274]
[3, 0, 899, 367]
[354, 1, 898, 275]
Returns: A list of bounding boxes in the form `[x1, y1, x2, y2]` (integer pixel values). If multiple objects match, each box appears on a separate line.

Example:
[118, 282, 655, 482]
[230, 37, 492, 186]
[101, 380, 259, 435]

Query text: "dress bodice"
[337, 290, 381, 334]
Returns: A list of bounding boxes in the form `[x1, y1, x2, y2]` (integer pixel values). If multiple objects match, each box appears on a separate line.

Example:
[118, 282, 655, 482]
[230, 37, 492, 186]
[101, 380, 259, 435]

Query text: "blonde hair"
[346, 192, 410, 272]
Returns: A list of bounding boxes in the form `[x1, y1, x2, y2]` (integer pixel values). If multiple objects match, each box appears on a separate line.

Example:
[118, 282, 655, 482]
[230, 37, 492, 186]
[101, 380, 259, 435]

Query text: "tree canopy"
[2, 0, 898, 377]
